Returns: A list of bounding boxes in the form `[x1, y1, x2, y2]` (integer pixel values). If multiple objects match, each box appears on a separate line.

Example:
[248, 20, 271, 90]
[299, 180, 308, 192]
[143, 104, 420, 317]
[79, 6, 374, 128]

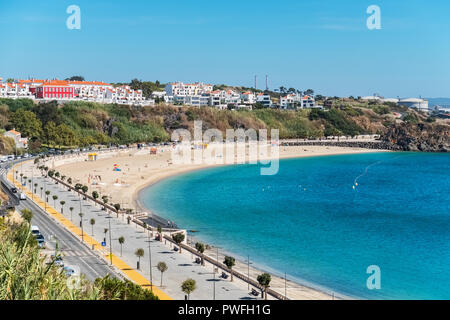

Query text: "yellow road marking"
[9, 162, 171, 300]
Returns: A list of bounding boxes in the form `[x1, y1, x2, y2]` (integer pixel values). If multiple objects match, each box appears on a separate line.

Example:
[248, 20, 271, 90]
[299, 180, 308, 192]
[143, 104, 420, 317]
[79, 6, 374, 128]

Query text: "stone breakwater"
[281, 138, 448, 152]
[281, 140, 396, 150]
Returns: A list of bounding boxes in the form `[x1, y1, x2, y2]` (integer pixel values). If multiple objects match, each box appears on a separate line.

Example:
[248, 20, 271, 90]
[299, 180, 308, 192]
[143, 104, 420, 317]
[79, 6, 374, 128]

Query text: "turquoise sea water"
[140, 152, 450, 299]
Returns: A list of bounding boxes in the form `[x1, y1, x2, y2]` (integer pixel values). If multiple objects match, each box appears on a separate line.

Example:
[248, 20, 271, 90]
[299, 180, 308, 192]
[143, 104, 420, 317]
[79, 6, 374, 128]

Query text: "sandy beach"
[52, 144, 385, 300]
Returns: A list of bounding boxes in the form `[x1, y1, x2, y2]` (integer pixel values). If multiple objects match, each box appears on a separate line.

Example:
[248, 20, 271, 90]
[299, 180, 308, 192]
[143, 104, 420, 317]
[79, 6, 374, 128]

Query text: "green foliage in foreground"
[0, 216, 158, 300]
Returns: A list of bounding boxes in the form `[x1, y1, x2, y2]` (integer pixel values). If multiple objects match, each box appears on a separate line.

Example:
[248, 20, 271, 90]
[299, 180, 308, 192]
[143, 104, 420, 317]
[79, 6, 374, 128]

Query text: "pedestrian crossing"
[0, 166, 8, 176]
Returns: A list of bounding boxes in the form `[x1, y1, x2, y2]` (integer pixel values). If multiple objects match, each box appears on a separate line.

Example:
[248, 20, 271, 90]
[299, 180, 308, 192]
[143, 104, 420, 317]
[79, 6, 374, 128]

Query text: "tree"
[65, 76, 85, 81]
[181, 279, 196, 300]
[257, 273, 272, 300]
[81, 185, 88, 194]
[157, 262, 168, 287]
[45, 190, 50, 202]
[195, 242, 205, 266]
[55, 124, 78, 147]
[67, 177, 72, 185]
[157, 225, 162, 242]
[90, 218, 96, 236]
[11, 109, 43, 139]
[92, 191, 99, 203]
[304, 89, 314, 96]
[94, 275, 158, 300]
[52, 195, 58, 207]
[60, 200, 65, 214]
[114, 203, 120, 212]
[142, 222, 148, 235]
[44, 121, 59, 146]
[135, 248, 144, 269]
[172, 233, 185, 253]
[69, 207, 74, 220]
[118, 236, 125, 256]
[21, 208, 33, 223]
[223, 256, 236, 282]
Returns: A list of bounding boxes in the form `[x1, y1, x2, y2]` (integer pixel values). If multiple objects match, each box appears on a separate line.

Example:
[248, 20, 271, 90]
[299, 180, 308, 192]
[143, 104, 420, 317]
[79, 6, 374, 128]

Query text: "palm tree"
[223, 256, 236, 282]
[181, 279, 196, 300]
[102, 196, 108, 211]
[118, 236, 125, 256]
[172, 233, 185, 253]
[60, 200, 65, 214]
[69, 207, 74, 220]
[33, 183, 38, 194]
[90, 218, 96, 235]
[135, 248, 144, 270]
[52, 195, 58, 207]
[79, 212, 84, 238]
[92, 191, 99, 205]
[257, 273, 272, 300]
[143, 222, 148, 234]
[45, 190, 50, 203]
[103, 228, 108, 244]
[40, 186, 43, 198]
[157, 225, 163, 242]
[157, 262, 168, 287]
[195, 242, 205, 266]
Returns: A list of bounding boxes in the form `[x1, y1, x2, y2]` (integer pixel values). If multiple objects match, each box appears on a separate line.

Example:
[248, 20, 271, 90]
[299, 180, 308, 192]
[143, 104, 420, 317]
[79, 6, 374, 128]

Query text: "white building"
[301, 95, 315, 108]
[3, 129, 28, 149]
[398, 98, 429, 112]
[240, 92, 256, 104]
[256, 93, 273, 107]
[165, 82, 213, 96]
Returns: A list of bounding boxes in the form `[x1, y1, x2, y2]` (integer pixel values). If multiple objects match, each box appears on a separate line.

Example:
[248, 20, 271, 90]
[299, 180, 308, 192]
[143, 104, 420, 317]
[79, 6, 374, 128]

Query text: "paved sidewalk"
[14, 161, 258, 300]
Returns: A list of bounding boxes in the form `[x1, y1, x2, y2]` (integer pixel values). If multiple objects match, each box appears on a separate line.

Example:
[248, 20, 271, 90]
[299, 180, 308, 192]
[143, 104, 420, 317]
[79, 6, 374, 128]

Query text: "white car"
[64, 266, 79, 277]
[31, 225, 40, 236]
[19, 193, 27, 200]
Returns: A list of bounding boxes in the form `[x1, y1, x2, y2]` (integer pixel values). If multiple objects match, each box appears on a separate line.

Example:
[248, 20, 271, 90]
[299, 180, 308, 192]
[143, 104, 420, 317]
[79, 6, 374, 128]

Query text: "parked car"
[11, 187, 17, 193]
[64, 266, 78, 277]
[19, 193, 27, 200]
[36, 234, 45, 248]
[31, 225, 40, 236]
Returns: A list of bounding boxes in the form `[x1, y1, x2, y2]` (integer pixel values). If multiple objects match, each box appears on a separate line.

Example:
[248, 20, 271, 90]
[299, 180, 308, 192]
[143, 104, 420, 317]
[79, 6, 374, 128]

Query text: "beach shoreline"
[54, 144, 387, 300]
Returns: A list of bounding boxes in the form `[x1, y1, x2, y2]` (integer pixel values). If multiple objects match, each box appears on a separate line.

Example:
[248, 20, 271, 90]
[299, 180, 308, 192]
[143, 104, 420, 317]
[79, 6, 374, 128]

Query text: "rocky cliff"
[382, 122, 450, 152]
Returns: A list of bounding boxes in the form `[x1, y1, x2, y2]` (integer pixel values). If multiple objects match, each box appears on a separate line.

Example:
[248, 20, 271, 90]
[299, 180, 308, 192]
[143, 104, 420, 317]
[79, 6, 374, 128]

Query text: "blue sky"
[0, 0, 449, 97]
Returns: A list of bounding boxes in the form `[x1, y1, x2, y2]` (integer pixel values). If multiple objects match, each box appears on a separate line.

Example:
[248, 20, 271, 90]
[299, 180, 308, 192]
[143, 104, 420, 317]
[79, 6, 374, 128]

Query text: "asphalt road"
[0, 161, 120, 282]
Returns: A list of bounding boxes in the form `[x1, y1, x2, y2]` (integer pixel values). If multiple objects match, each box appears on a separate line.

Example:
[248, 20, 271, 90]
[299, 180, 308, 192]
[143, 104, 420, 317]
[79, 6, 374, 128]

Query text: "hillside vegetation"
[0, 98, 448, 152]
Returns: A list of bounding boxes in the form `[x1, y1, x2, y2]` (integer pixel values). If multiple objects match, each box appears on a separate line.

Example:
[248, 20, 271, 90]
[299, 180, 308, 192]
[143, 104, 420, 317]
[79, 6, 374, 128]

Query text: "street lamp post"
[244, 255, 253, 291]
[44, 179, 47, 212]
[148, 231, 153, 292]
[108, 215, 113, 265]
[284, 272, 287, 300]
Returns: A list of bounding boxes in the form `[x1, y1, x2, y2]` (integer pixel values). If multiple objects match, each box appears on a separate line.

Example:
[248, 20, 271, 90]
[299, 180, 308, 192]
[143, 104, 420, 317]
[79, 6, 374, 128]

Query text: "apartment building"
[0, 78, 152, 106]
[165, 82, 213, 96]
[256, 93, 273, 107]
